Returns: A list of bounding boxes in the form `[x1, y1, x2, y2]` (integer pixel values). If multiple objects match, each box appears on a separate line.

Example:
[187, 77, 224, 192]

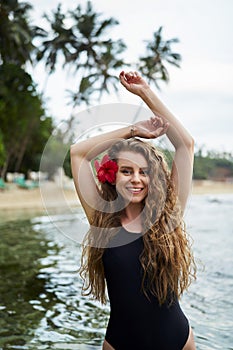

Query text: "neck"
[121, 203, 143, 232]
[124, 202, 143, 221]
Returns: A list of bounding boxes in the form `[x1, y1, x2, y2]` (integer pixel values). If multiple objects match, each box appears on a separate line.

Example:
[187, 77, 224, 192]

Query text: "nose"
[131, 171, 141, 183]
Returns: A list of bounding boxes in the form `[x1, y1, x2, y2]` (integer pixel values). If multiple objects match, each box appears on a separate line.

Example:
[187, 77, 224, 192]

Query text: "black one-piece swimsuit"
[102, 227, 189, 350]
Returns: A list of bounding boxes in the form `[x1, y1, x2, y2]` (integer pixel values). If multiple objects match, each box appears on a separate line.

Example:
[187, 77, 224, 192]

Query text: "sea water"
[0, 194, 232, 349]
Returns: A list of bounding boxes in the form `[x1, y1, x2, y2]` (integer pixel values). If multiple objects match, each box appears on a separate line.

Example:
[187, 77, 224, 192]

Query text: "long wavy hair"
[79, 138, 196, 305]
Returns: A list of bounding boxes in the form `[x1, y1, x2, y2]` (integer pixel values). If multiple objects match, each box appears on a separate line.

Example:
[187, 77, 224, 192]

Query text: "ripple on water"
[1, 195, 233, 349]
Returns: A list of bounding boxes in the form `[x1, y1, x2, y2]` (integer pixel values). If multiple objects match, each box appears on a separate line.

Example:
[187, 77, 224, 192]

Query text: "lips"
[126, 187, 143, 194]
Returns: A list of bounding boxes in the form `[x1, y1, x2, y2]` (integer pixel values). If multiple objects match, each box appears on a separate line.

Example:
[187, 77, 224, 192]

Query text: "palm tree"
[67, 1, 127, 104]
[138, 26, 181, 89]
[0, 0, 40, 66]
[36, 1, 127, 106]
[92, 39, 127, 99]
[132, 26, 182, 123]
[67, 1, 120, 68]
[35, 3, 74, 75]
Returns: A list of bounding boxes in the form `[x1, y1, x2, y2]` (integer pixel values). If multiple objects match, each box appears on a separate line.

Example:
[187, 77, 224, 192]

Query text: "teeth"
[127, 188, 142, 192]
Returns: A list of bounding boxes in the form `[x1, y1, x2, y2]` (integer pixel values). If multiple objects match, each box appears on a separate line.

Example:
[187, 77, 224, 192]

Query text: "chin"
[129, 196, 146, 204]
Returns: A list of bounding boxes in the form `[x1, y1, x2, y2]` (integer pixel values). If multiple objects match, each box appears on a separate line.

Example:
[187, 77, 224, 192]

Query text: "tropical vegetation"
[0, 0, 232, 181]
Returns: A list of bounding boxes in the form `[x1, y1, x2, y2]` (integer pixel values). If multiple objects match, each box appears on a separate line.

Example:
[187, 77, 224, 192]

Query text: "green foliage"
[0, 63, 53, 177]
[0, 131, 6, 166]
[0, 0, 185, 177]
[63, 151, 72, 178]
[193, 155, 212, 180]
[39, 129, 69, 179]
[20, 116, 54, 173]
[138, 26, 181, 89]
[193, 153, 233, 180]
[0, 0, 39, 65]
[36, 1, 127, 105]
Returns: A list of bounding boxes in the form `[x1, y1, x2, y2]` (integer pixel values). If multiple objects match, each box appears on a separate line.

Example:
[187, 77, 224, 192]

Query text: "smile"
[126, 187, 144, 193]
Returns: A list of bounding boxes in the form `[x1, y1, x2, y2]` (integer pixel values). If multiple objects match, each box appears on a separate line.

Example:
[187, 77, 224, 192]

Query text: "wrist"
[139, 86, 154, 100]
[129, 124, 138, 138]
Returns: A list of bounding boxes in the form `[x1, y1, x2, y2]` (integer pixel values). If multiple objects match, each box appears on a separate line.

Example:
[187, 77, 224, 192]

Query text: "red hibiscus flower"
[94, 154, 118, 184]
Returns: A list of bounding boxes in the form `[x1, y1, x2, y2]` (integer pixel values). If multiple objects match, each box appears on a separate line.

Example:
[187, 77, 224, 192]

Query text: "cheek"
[144, 176, 150, 186]
[115, 175, 129, 196]
[115, 176, 126, 191]
[115, 172, 128, 184]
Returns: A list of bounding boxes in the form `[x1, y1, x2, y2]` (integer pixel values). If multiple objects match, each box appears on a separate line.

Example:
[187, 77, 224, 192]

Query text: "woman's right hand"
[134, 116, 169, 139]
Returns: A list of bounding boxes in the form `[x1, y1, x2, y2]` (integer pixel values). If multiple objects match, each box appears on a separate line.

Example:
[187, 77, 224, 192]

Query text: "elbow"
[70, 144, 75, 158]
[186, 137, 195, 160]
[185, 136, 195, 151]
[177, 137, 194, 157]
[70, 143, 79, 159]
[70, 143, 87, 161]
[189, 137, 195, 150]
[177, 137, 194, 153]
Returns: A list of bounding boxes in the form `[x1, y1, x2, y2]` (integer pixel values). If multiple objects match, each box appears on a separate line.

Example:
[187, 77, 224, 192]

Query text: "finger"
[152, 120, 159, 127]
[119, 71, 125, 80]
[156, 116, 163, 125]
[124, 73, 133, 83]
[126, 71, 134, 77]
[150, 116, 157, 122]
[119, 74, 125, 84]
[151, 115, 161, 124]
[119, 75, 129, 88]
[119, 71, 131, 85]
[163, 122, 169, 133]
[154, 127, 165, 136]
[151, 116, 157, 122]
[152, 118, 160, 127]
[157, 123, 169, 135]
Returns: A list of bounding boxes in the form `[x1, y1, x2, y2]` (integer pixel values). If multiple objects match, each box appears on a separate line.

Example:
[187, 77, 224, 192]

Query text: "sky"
[28, 0, 233, 153]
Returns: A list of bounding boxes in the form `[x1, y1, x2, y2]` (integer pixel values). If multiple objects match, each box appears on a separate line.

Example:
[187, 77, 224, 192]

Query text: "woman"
[70, 71, 197, 350]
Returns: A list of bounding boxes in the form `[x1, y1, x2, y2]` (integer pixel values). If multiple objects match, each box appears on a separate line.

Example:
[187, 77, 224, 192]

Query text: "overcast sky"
[28, 0, 233, 153]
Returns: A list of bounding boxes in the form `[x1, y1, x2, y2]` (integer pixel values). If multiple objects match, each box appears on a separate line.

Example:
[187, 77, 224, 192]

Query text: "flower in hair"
[94, 154, 118, 184]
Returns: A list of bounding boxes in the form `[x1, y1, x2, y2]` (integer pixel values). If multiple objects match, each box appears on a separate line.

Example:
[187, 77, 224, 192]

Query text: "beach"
[0, 180, 233, 212]
[0, 182, 79, 219]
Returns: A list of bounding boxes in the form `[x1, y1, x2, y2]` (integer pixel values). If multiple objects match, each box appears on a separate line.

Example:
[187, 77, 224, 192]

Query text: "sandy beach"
[0, 180, 233, 214]
[191, 179, 233, 195]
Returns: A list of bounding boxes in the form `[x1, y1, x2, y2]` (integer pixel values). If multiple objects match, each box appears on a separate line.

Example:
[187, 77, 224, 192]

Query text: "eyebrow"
[119, 165, 149, 170]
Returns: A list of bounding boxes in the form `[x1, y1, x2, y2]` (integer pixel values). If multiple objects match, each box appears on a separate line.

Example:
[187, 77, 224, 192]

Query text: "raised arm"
[70, 103, 168, 223]
[119, 71, 194, 213]
[70, 126, 132, 223]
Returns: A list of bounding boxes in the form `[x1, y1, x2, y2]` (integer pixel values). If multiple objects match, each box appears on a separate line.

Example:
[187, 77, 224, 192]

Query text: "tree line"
[0, 0, 182, 179]
[0, 0, 232, 181]
[193, 149, 233, 181]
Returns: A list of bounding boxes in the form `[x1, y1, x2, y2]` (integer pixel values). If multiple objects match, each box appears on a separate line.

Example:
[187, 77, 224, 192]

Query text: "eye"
[121, 169, 131, 175]
[140, 169, 149, 176]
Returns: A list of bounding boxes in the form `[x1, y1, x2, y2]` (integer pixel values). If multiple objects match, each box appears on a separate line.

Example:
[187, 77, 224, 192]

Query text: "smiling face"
[115, 151, 149, 205]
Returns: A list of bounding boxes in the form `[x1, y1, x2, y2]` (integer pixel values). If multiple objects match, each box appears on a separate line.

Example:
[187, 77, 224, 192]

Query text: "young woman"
[70, 71, 197, 350]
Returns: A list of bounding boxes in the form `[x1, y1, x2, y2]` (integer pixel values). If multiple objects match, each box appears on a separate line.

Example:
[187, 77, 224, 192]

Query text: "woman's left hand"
[119, 71, 149, 96]
[134, 116, 169, 139]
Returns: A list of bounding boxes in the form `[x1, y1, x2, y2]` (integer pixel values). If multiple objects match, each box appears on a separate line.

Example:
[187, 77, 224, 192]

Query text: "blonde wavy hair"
[79, 138, 196, 305]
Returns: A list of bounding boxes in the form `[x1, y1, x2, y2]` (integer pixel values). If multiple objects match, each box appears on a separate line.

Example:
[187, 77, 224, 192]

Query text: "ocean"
[0, 193, 232, 349]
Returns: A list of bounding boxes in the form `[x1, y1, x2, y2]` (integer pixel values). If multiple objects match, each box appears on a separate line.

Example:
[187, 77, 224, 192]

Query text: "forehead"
[117, 151, 148, 168]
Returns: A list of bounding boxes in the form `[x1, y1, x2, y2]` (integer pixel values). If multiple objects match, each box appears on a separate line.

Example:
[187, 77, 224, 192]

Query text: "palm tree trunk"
[14, 134, 30, 172]
[1, 154, 10, 179]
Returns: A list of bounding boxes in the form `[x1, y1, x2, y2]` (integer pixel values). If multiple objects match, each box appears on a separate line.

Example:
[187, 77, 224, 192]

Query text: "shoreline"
[0, 180, 233, 214]
[191, 179, 233, 195]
